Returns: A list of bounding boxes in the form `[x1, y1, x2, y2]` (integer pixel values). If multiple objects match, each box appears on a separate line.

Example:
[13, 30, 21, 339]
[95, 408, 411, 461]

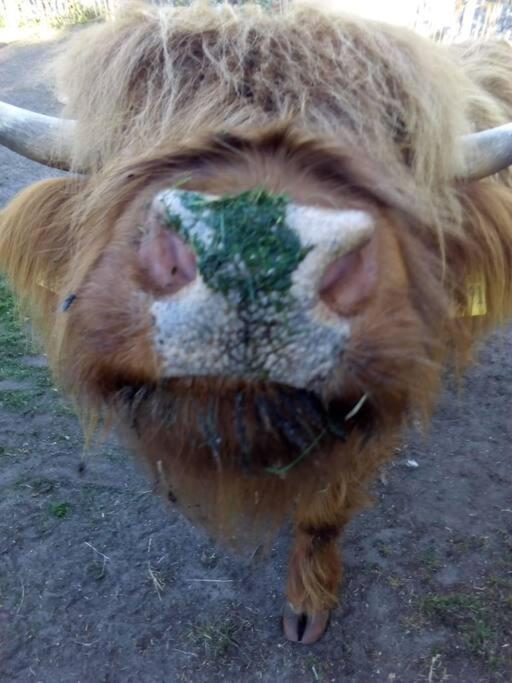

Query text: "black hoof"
[282, 602, 330, 644]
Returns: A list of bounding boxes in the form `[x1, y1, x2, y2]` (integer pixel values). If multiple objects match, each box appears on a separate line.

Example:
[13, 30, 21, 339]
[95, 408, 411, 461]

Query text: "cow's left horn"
[460, 123, 512, 180]
[0, 100, 75, 170]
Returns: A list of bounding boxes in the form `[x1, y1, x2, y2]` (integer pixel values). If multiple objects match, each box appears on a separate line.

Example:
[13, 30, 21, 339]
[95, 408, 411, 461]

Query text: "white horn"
[460, 123, 512, 180]
[0, 100, 75, 170]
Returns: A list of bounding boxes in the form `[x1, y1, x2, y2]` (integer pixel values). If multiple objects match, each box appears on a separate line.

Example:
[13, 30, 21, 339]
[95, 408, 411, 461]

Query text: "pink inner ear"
[138, 227, 197, 293]
[319, 237, 377, 316]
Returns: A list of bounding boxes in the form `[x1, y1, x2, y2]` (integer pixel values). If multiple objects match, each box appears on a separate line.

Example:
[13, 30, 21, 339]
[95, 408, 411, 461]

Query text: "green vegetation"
[0, 276, 61, 415]
[0, 390, 35, 412]
[0, 276, 29, 371]
[418, 582, 512, 666]
[376, 541, 393, 558]
[187, 615, 249, 659]
[0, 0, 285, 35]
[0, 0, 105, 32]
[0, 277, 51, 382]
[165, 189, 310, 311]
[48, 501, 71, 518]
[419, 547, 443, 576]
[48, 3, 103, 29]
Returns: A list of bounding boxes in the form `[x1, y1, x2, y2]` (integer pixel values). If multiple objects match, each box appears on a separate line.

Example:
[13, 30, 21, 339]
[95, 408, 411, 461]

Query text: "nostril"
[320, 249, 362, 292]
[319, 237, 377, 316]
[138, 227, 197, 294]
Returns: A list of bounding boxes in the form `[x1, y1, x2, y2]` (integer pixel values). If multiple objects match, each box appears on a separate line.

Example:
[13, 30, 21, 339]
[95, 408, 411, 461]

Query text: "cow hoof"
[282, 602, 330, 644]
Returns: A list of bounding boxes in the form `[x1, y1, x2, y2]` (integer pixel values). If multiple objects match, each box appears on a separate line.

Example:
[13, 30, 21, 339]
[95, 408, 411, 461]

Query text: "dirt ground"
[0, 35, 511, 683]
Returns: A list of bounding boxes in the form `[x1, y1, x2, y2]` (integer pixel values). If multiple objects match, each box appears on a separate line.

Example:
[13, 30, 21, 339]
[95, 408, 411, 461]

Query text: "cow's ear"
[0, 176, 85, 336]
[447, 179, 512, 342]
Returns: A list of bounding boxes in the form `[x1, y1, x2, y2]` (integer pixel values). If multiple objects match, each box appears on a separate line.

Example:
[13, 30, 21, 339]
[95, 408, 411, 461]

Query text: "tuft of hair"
[449, 40, 512, 133]
[0, 177, 86, 347]
[49, 2, 479, 231]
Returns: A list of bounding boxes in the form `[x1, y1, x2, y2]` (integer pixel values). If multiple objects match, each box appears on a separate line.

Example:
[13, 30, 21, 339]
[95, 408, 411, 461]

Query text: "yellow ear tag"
[456, 274, 487, 317]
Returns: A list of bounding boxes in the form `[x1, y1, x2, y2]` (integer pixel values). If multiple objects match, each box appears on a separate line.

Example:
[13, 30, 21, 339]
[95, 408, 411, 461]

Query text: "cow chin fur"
[99, 375, 397, 545]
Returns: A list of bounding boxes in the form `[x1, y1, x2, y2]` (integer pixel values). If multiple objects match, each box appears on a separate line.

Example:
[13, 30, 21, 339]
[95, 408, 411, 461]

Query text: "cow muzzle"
[138, 188, 376, 391]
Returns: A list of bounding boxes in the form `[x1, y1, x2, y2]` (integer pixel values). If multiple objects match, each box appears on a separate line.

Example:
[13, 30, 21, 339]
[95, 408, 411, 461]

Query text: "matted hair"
[48, 3, 511, 230]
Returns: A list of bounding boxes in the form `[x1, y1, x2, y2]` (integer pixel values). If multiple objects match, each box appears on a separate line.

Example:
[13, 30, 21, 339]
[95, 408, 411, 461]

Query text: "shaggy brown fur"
[2, 2, 512, 628]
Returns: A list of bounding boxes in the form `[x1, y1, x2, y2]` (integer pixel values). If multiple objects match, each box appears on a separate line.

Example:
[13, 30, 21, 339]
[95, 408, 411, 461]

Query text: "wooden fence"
[2, 0, 509, 39]
[0, 0, 292, 29]
[0, 0, 116, 27]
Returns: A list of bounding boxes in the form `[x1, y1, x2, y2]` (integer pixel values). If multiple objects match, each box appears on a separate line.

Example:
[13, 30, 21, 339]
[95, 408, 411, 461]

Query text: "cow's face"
[60, 128, 430, 411]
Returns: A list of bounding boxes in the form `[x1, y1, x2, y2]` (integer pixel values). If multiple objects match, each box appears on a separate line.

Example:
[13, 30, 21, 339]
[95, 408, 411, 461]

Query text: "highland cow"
[1, 2, 512, 644]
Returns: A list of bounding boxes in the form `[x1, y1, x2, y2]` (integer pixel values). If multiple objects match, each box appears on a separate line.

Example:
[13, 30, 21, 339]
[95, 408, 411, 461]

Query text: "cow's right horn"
[460, 122, 512, 180]
[0, 100, 75, 170]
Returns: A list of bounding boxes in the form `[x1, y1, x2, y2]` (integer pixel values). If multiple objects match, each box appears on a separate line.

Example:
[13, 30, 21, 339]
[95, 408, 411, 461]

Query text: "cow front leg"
[283, 527, 339, 644]
[283, 481, 355, 644]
